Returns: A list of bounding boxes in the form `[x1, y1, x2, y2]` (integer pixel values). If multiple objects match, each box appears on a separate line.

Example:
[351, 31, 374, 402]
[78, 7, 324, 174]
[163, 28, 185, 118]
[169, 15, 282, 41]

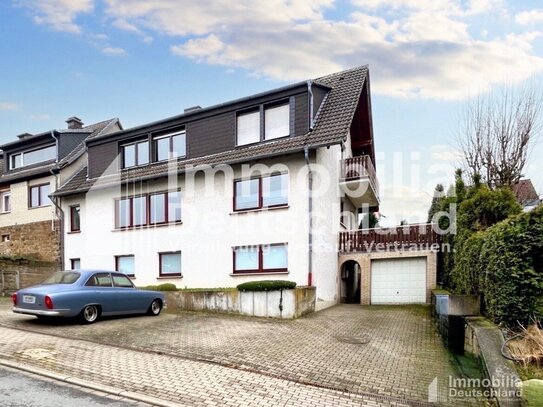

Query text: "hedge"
[453, 206, 543, 326]
[140, 283, 178, 291]
[236, 280, 296, 292]
[478, 206, 543, 326]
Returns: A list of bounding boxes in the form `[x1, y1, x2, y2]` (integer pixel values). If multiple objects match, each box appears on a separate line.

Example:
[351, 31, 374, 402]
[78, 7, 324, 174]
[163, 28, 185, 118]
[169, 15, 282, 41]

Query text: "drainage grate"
[335, 334, 370, 345]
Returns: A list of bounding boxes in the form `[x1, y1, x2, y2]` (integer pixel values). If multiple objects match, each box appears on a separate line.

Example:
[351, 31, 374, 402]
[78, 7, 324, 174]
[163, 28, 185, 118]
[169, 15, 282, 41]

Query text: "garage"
[370, 257, 427, 304]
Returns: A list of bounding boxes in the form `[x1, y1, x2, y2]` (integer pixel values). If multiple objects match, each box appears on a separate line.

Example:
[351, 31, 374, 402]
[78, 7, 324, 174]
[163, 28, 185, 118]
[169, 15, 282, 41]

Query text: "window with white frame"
[70, 258, 81, 270]
[236, 110, 260, 146]
[264, 103, 289, 140]
[121, 140, 149, 168]
[115, 255, 135, 277]
[0, 191, 10, 213]
[233, 244, 288, 274]
[10, 145, 56, 169]
[154, 131, 186, 161]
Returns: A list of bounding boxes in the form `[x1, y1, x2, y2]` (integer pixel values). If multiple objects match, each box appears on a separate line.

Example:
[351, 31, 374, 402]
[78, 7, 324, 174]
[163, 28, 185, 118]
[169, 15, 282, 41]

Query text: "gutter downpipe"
[304, 146, 313, 287]
[305, 80, 315, 287]
[50, 131, 64, 270]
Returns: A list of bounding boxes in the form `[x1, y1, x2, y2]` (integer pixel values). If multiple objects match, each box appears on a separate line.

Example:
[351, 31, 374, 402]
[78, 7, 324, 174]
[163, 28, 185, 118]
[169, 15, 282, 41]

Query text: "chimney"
[184, 106, 202, 114]
[17, 132, 33, 140]
[66, 116, 84, 129]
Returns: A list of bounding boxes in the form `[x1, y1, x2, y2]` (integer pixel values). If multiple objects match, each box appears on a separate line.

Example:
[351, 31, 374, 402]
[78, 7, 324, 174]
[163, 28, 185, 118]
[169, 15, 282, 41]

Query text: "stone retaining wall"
[0, 220, 60, 263]
[165, 286, 316, 319]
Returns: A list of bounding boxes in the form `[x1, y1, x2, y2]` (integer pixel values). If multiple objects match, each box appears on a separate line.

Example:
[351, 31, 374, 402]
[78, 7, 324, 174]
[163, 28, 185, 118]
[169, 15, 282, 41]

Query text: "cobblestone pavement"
[0, 299, 488, 406]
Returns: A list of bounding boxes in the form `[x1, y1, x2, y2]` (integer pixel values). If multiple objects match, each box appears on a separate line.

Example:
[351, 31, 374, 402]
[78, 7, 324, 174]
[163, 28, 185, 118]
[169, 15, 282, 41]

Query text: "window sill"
[67, 230, 81, 235]
[230, 271, 289, 276]
[112, 221, 182, 232]
[157, 275, 183, 280]
[231, 205, 288, 215]
[0, 212, 10, 215]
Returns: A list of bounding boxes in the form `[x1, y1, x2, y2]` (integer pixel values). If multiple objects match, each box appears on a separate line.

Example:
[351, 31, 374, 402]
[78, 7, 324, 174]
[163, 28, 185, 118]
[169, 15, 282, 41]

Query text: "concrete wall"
[339, 250, 438, 304]
[164, 286, 315, 319]
[0, 257, 58, 292]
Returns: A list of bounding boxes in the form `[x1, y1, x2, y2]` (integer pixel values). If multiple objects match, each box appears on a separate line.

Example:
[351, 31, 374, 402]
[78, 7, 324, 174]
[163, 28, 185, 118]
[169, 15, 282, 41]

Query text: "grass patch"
[522, 379, 543, 406]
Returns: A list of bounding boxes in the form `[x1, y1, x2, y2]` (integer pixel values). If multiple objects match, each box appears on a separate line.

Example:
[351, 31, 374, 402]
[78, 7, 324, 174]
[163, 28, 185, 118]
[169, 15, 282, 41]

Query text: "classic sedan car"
[12, 270, 165, 324]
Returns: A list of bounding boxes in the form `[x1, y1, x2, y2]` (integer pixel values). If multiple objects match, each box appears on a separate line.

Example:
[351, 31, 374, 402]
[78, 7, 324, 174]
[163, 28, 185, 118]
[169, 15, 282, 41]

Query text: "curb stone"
[0, 358, 179, 407]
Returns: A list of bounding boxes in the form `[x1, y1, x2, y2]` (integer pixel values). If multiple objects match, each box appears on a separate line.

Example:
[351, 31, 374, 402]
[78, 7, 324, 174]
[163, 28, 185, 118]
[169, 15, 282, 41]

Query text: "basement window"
[233, 243, 288, 274]
[1, 234, 10, 242]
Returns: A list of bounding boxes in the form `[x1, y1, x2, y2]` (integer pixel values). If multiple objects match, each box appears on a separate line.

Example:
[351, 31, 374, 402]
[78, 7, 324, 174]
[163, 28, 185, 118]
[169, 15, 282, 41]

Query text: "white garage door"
[371, 258, 427, 304]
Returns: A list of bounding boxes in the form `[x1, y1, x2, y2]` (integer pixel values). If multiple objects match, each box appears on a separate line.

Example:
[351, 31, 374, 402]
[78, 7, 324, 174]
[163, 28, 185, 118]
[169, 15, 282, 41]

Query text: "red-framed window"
[29, 183, 51, 208]
[115, 190, 182, 229]
[159, 251, 182, 277]
[70, 205, 81, 232]
[233, 173, 288, 211]
[233, 243, 288, 274]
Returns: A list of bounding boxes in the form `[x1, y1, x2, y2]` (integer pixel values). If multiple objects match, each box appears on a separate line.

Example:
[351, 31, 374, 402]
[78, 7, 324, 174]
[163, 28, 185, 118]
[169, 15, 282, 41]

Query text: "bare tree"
[457, 84, 542, 188]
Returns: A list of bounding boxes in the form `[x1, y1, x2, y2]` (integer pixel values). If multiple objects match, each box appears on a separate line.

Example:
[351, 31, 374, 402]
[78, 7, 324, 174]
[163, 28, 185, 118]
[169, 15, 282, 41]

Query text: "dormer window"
[154, 130, 186, 161]
[9, 145, 56, 170]
[236, 101, 290, 146]
[121, 140, 149, 169]
[236, 110, 260, 146]
[264, 103, 289, 140]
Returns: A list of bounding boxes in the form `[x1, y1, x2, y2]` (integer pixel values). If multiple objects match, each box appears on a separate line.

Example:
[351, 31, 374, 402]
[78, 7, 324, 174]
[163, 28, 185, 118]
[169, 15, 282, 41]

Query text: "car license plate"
[22, 295, 36, 304]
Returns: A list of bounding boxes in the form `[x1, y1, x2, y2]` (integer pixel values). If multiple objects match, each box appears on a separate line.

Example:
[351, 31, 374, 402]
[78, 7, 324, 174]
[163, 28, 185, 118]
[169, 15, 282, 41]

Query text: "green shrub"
[479, 206, 543, 326]
[236, 280, 296, 292]
[450, 231, 485, 295]
[140, 283, 178, 291]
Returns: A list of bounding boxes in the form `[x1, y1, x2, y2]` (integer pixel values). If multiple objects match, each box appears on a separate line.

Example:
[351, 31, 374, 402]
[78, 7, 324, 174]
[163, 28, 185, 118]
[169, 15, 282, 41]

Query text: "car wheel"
[148, 299, 162, 316]
[81, 305, 100, 324]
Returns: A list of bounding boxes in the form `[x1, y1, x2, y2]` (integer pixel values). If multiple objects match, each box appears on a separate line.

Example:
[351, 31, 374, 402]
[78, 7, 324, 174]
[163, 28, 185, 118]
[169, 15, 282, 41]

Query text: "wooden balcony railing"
[340, 155, 379, 198]
[339, 223, 441, 252]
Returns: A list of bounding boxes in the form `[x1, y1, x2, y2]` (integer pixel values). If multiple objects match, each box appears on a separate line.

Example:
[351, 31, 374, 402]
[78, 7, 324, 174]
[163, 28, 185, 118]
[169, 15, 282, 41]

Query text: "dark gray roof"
[0, 118, 119, 186]
[53, 66, 369, 196]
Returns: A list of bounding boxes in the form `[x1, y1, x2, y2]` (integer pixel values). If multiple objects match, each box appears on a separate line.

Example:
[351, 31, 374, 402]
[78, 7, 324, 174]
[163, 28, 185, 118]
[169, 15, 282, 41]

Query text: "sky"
[1, 0, 543, 226]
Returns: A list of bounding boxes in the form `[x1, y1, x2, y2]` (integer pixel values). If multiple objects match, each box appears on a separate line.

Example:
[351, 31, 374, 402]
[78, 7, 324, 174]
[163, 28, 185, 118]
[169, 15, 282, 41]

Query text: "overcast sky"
[1, 0, 542, 225]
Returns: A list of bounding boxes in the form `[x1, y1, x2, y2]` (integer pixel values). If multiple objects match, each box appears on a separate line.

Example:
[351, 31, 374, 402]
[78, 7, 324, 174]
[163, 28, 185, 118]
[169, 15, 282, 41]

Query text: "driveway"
[0, 298, 485, 405]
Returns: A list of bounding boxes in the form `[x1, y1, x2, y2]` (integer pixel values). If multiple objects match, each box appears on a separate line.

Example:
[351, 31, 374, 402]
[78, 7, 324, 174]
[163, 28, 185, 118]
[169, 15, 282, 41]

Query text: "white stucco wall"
[312, 144, 343, 307]
[63, 155, 322, 293]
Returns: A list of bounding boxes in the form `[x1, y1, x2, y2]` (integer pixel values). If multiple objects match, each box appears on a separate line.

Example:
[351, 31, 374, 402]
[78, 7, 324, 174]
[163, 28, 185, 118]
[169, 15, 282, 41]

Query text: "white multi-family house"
[53, 66, 438, 309]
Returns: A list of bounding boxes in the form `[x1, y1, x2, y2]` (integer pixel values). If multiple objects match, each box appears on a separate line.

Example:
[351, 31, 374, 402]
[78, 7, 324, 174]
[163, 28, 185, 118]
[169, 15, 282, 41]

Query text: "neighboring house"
[0, 117, 121, 266]
[512, 179, 541, 211]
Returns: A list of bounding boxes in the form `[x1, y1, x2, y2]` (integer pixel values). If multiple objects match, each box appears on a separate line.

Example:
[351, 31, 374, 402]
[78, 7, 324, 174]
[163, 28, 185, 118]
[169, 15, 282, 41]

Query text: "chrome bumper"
[12, 307, 70, 317]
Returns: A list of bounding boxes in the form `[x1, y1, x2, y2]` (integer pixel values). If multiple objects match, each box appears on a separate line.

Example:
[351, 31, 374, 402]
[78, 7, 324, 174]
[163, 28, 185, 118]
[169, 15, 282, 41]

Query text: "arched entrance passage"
[339, 260, 361, 304]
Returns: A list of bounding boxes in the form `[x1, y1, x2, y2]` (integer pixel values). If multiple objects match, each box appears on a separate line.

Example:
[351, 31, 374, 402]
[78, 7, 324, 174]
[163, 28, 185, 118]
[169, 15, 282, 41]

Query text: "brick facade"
[339, 250, 438, 305]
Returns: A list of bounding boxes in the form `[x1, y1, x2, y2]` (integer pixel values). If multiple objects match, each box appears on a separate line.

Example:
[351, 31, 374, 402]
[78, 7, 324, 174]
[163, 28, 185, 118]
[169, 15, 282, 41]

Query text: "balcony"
[339, 156, 379, 208]
[339, 223, 441, 253]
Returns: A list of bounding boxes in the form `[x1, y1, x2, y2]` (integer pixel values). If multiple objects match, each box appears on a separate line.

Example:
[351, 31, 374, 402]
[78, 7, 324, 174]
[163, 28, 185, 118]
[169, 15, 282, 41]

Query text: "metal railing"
[339, 155, 379, 198]
[339, 223, 441, 252]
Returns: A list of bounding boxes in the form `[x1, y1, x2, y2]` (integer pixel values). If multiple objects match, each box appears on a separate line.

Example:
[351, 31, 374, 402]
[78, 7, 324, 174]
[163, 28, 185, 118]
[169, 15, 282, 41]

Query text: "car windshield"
[42, 271, 81, 285]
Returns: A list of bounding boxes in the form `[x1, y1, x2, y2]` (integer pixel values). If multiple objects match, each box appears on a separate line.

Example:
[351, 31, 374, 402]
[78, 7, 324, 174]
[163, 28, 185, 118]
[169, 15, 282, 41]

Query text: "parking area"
[0, 298, 481, 405]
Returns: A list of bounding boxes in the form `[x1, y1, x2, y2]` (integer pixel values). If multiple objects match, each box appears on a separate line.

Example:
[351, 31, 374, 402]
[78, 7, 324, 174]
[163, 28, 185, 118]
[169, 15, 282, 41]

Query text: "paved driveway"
[0, 298, 484, 405]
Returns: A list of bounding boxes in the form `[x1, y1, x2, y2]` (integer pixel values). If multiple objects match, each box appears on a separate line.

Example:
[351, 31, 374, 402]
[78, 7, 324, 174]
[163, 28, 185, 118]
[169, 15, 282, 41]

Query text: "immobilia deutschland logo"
[428, 374, 522, 404]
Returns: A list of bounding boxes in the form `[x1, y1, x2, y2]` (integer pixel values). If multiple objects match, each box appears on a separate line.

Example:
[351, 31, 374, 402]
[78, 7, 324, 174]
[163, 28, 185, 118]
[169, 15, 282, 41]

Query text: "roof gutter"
[304, 146, 313, 287]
